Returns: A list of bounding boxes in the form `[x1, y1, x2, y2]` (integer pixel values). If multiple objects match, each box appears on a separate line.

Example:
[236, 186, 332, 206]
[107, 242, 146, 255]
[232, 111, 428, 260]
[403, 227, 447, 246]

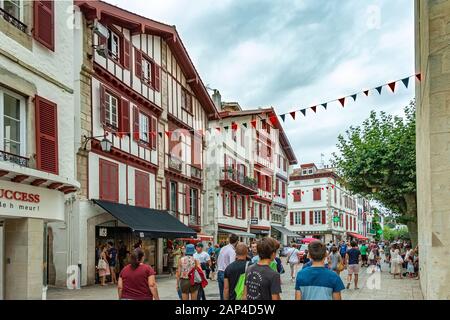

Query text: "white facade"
[0, 0, 79, 299]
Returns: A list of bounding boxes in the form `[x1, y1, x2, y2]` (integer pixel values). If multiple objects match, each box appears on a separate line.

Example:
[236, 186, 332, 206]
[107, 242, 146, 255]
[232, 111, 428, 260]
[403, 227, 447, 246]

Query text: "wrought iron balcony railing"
[189, 214, 200, 226]
[167, 153, 182, 172]
[189, 164, 202, 180]
[220, 168, 258, 193]
[0, 7, 27, 33]
[0, 150, 29, 167]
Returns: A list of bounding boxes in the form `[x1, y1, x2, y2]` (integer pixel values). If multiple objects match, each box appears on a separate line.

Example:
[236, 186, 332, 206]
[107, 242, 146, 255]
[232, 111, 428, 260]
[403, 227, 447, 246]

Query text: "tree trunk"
[404, 193, 418, 247]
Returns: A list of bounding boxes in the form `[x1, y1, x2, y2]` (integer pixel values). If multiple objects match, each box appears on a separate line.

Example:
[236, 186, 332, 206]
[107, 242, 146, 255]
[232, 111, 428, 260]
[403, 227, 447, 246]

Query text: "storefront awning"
[347, 232, 368, 240]
[93, 200, 196, 238]
[271, 225, 299, 238]
[219, 228, 256, 238]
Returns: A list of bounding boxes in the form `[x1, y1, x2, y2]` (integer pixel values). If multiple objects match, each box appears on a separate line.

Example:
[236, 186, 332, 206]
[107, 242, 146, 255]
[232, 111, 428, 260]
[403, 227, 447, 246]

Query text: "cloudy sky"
[105, 0, 415, 166]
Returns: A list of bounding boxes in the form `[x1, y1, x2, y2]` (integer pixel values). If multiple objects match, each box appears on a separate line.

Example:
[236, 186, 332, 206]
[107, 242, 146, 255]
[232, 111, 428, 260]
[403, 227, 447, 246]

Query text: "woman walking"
[176, 244, 201, 300]
[117, 248, 159, 300]
[390, 244, 403, 279]
[286, 243, 300, 281]
[329, 246, 343, 275]
[98, 245, 110, 286]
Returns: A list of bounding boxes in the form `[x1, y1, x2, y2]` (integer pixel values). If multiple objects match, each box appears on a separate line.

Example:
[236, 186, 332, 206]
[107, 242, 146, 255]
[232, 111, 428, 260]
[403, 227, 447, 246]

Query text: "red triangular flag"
[216, 127, 221, 132]
[302, 191, 304, 195]
[232, 123, 238, 131]
[388, 82, 396, 92]
[290, 111, 296, 120]
[165, 131, 172, 138]
[331, 185, 334, 189]
[363, 90, 369, 96]
[339, 97, 346, 107]
[311, 106, 317, 113]
[269, 115, 278, 125]
[251, 120, 257, 128]
[416, 73, 421, 81]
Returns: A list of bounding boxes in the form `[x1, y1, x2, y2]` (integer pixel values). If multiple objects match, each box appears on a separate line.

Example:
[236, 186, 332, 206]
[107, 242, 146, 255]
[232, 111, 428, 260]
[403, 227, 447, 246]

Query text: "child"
[406, 254, 415, 278]
[295, 241, 345, 300]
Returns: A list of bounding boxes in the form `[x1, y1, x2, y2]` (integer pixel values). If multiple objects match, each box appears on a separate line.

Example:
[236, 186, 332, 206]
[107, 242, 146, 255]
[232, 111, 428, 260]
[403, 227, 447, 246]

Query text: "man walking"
[193, 243, 211, 300]
[217, 234, 238, 300]
[223, 243, 249, 300]
[345, 241, 361, 289]
[360, 242, 368, 267]
[286, 243, 300, 281]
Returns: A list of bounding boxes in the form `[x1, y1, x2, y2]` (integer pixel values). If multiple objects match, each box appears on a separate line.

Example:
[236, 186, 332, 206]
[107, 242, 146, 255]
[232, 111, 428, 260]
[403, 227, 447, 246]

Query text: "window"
[105, 91, 119, 128]
[261, 204, 266, 220]
[314, 210, 322, 224]
[139, 113, 149, 143]
[181, 89, 192, 113]
[224, 192, 231, 216]
[294, 212, 302, 225]
[190, 188, 198, 217]
[236, 196, 243, 219]
[170, 181, 177, 212]
[0, 88, 26, 157]
[99, 159, 119, 202]
[142, 57, 153, 84]
[253, 202, 259, 218]
[107, 29, 121, 61]
[313, 188, 321, 201]
[1, 0, 22, 21]
[309, 169, 313, 174]
[302, 170, 307, 175]
[283, 159, 287, 171]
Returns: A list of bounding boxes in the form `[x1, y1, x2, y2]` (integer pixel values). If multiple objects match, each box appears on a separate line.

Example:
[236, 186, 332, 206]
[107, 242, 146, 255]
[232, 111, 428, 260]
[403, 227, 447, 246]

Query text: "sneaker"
[346, 282, 351, 289]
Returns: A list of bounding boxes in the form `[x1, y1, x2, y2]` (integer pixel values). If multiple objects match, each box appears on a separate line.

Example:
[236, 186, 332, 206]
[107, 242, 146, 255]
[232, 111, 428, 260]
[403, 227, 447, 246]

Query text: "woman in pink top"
[118, 248, 160, 300]
[176, 244, 201, 300]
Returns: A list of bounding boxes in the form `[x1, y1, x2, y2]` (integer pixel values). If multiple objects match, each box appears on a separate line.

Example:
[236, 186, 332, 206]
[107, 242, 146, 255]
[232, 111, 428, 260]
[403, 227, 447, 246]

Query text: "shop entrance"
[0, 221, 3, 300]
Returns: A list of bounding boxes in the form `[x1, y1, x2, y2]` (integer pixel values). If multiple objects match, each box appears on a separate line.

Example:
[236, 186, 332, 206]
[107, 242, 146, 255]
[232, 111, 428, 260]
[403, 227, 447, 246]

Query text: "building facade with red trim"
[0, 0, 79, 298]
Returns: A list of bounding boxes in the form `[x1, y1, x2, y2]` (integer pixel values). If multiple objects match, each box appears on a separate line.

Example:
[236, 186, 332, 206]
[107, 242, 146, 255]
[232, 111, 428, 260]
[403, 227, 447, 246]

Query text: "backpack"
[234, 262, 250, 300]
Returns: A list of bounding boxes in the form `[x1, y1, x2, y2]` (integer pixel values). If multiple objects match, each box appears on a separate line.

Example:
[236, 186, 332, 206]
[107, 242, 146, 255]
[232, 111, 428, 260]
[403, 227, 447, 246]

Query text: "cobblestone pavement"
[47, 259, 423, 300]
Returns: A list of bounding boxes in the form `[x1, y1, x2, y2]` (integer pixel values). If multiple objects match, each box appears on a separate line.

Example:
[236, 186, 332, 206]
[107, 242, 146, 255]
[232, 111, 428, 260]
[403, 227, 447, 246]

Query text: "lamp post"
[82, 134, 112, 152]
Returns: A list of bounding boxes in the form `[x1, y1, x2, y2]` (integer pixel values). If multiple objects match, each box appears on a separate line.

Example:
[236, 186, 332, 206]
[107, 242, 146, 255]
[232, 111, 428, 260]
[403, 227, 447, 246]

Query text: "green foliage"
[372, 212, 383, 241]
[332, 101, 416, 218]
[382, 226, 410, 241]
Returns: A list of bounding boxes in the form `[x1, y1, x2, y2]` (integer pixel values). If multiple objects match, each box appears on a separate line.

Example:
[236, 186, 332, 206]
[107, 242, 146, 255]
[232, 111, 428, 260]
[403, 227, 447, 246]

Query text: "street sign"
[250, 218, 259, 225]
[333, 216, 340, 223]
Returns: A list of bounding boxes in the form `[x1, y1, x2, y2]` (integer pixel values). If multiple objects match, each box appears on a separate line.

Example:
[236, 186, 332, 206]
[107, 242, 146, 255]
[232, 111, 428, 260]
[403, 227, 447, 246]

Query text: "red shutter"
[259, 203, 262, 219]
[132, 106, 140, 141]
[282, 182, 286, 198]
[33, 1, 54, 51]
[123, 38, 131, 70]
[120, 98, 130, 134]
[150, 116, 157, 149]
[313, 188, 322, 201]
[100, 159, 118, 202]
[346, 215, 349, 230]
[242, 198, 246, 220]
[301, 211, 306, 225]
[290, 212, 294, 225]
[99, 84, 106, 125]
[223, 193, 226, 216]
[275, 179, 279, 196]
[230, 194, 235, 217]
[185, 185, 190, 215]
[135, 171, 150, 208]
[135, 48, 142, 79]
[293, 189, 301, 202]
[322, 210, 326, 224]
[153, 64, 161, 92]
[309, 211, 314, 225]
[35, 96, 58, 174]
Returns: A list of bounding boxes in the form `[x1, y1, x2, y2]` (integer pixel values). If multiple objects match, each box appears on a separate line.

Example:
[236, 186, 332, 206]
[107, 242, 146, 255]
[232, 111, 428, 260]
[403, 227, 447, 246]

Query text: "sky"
[105, 0, 415, 167]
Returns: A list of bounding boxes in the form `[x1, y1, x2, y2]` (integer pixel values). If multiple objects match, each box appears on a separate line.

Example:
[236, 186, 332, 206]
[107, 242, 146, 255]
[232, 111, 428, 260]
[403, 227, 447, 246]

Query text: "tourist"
[243, 237, 281, 300]
[249, 242, 259, 263]
[176, 244, 201, 300]
[117, 248, 159, 300]
[223, 243, 249, 300]
[207, 242, 214, 256]
[193, 243, 211, 300]
[286, 243, 301, 281]
[171, 243, 182, 276]
[360, 242, 368, 267]
[108, 241, 118, 284]
[98, 244, 110, 286]
[368, 245, 380, 273]
[345, 241, 361, 289]
[390, 243, 403, 279]
[217, 234, 238, 300]
[339, 240, 347, 260]
[295, 241, 345, 300]
[118, 241, 129, 273]
[329, 246, 344, 275]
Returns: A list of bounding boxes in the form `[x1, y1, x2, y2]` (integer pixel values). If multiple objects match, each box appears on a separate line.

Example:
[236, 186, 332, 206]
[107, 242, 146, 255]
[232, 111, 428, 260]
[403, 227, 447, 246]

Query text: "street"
[47, 258, 422, 300]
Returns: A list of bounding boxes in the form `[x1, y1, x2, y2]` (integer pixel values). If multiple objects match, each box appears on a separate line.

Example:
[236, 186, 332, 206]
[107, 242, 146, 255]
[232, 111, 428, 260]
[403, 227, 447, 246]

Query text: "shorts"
[361, 255, 368, 262]
[347, 264, 360, 275]
[180, 279, 200, 294]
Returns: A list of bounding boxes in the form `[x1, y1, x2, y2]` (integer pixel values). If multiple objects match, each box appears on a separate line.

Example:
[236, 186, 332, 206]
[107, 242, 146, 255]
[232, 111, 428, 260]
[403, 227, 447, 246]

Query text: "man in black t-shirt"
[223, 243, 248, 300]
[345, 241, 361, 289]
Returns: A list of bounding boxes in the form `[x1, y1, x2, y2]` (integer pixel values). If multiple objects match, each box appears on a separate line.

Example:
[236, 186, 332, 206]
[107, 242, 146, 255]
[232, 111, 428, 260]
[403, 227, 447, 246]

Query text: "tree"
[332, 101, 417, 245]
[383, 225, 410, 242]
[372, 210, 383, 241]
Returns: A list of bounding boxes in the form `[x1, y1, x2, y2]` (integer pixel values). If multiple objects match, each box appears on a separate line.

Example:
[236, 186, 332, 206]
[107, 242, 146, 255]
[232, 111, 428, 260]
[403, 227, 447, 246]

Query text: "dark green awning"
[93, 199, 196, 238]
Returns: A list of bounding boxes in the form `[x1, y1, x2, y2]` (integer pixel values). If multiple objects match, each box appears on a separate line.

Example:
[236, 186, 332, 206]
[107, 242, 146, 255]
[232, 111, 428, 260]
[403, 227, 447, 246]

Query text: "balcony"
[219, 167, 258, 195]
[189, 164, 202, 181]
[167, 153, 182, 172]
[0, 150, 29, 167]
[0, 7, 27, 33]
[189, 214, 200, 226]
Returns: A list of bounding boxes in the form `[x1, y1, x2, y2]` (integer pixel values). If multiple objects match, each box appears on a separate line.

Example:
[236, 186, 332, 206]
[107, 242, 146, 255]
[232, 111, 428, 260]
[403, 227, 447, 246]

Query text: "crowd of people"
[94, 235, 419, 300]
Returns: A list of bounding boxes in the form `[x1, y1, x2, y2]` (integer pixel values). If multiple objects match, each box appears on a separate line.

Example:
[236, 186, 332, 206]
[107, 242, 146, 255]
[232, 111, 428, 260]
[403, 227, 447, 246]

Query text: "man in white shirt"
[286, 243, 300, 281]
[217, 234, 238, 300]
[193, 243, 210, 300]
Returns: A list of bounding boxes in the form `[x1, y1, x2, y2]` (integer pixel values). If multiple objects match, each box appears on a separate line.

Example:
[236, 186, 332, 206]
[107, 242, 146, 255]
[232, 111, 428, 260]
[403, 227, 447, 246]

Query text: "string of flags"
[107, 73, 421, 139]
[216, 184, 340, 199]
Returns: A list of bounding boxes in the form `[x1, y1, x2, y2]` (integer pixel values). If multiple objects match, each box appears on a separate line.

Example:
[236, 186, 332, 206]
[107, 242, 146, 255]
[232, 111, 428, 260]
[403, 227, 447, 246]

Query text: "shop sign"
[0, 181, 64, 221]
[250, 218, 259, 225]
[139, 232, 145, 238]
[99, 228, 107, 237]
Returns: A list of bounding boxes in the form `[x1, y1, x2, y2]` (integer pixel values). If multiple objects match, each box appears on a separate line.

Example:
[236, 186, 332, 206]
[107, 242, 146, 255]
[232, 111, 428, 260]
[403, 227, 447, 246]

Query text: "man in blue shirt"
[295, 241, 345, 300]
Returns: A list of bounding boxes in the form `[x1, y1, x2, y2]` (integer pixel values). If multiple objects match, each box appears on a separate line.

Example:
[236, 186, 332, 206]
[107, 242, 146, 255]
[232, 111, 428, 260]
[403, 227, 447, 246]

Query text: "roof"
[75, 0, 219, 119]
[219, 107, 298, 165]
[93, 199, 196, 238]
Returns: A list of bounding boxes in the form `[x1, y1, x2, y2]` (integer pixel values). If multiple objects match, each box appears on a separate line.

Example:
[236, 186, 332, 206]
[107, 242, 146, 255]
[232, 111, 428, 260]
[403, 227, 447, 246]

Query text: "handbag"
[337, 261, 345, 272]
[98, 259, 107, 270]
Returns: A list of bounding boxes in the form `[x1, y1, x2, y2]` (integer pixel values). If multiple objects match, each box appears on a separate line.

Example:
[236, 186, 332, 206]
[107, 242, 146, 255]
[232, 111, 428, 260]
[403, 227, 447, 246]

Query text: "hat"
[185, 244, 195, 256]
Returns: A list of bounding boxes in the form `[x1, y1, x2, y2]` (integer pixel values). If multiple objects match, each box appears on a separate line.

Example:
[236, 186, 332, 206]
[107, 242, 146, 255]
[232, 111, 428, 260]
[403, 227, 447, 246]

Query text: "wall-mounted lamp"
[82, 134, 112, 152]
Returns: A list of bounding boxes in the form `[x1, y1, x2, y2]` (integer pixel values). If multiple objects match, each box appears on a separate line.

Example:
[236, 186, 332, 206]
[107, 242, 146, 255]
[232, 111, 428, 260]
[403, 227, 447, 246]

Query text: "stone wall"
[415, 0, 450, 300]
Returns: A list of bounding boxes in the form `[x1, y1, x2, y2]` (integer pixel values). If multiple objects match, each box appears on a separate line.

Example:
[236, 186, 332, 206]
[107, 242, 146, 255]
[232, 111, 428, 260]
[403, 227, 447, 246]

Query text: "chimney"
[212, 89, 222, 110]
